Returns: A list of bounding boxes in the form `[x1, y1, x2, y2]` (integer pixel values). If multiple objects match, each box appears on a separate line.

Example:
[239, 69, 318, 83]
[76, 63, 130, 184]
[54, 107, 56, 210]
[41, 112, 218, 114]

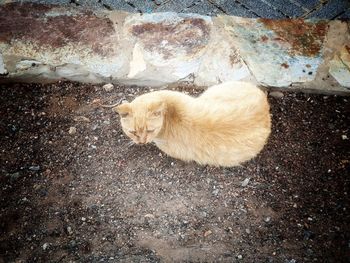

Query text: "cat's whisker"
[126, 141, 135, 148]
[152, 138, 166, 144]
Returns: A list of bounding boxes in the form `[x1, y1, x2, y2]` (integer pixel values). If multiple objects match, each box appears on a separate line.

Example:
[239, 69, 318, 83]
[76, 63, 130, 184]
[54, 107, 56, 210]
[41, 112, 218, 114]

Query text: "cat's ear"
[149, 101, 165, 117]
[114, 103, 131, 118]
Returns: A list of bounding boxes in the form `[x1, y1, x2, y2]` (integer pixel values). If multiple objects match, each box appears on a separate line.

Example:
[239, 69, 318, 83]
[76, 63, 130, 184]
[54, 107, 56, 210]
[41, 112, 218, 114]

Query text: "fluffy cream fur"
[115, 81, 271, 167]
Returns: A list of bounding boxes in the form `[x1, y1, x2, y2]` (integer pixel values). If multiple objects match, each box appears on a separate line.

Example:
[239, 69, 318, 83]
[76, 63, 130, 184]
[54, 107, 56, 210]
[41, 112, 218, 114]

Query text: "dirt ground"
[0, 82, 349, 263]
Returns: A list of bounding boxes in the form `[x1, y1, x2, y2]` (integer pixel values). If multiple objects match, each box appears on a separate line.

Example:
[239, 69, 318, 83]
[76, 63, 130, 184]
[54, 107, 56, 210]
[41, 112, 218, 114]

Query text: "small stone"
[42, 243, 50, 250]
[73, 116, 90, 122]
[21, 197, 30, 203]
[68, 240, 77, 250]
[68, 127, 77, 135]
[269, 91, 284, 99]
[342, 135, 348, 140]
[241, 178, 250, 187]
[144, 214, 155, 219]
[103, 83, 114, 92]
[81, 217, 86, 221]
[67, 226, 73, 235]
[28, 165, 40, 171]
[237, 255, 243, 260]
[264, 217, 271, 222]
[204, 230, 212, 237]
[245, 228, 251, 234]
[212, 189, 219, 195]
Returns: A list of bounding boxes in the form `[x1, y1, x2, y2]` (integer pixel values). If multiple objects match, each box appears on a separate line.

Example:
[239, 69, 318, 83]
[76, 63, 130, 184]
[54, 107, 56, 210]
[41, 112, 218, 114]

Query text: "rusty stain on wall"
[130, 18, 210, 58]
[260, 19, 328, 57]
[0, 3, 115, 56]
[345, 45, 350, 55]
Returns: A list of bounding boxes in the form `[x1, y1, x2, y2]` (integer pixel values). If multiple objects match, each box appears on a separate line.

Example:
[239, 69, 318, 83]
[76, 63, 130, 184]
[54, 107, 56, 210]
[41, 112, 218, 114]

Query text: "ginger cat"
[115, 81, 271, 167]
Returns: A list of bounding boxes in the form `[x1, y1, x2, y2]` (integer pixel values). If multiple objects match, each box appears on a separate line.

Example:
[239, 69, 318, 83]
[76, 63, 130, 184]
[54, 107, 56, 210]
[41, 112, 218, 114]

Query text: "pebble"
[212, 189, 219, 196]
[342, 135, 348, 140]
[103, 83, 114, 92]
[204, 230, 212, 237]
[269, 91, 284, 98]
[68, 127, 77, 135]
[81, 217, 86, 221]
[237, 255, 243, 260]
[144, 214, 155, 219]
[245, 228, 251, 234]
[241, 178, 250, 187]
[42, 243, 50, 250]
[67, 226, 73, 235]
[28, 165, 40, 171]
[264, 217, 271, 222]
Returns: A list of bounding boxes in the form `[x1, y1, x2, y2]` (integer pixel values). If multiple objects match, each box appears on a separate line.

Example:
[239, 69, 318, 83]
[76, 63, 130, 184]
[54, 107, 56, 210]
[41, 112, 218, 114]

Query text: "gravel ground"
[0, 82, 349, 263]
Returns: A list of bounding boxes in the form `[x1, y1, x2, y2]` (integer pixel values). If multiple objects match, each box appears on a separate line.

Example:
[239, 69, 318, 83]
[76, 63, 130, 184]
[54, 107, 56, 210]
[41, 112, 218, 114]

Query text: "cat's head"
[114, 99, 165, 144]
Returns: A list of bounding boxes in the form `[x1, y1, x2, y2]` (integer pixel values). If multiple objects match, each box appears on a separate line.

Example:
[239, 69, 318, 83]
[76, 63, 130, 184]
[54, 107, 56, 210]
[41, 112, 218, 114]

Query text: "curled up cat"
[114, 81, 271, 167]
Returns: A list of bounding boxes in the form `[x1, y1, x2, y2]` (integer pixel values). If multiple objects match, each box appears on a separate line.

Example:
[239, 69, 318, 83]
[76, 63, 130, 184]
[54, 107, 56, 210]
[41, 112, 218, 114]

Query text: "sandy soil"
[0, 82, 349, 263]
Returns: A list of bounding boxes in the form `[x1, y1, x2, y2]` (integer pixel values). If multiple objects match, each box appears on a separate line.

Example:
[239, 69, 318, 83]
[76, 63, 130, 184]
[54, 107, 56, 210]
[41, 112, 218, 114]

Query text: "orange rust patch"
[281, 63, 289, 69]
[0, 3, 115, 56]
[345, 45, 350, 54]
[261, 35, 268, 42]
[259, 19, 328, 57]
[130, 18, 210, 58]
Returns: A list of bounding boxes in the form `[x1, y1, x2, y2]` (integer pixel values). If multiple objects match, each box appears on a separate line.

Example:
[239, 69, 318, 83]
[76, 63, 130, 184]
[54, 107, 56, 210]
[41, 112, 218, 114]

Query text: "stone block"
[123, 12, 212, 85]
[220, 16, 328, 87]
[329, 46, 350, 87]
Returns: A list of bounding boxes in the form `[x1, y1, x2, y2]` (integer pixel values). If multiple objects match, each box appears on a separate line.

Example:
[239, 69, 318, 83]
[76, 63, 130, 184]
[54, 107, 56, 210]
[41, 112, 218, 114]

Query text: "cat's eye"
[128, 130, 137, 135]
[147, 129, 155, 133]
[152, 111, 162, 117]
[120, 113, 129, 118]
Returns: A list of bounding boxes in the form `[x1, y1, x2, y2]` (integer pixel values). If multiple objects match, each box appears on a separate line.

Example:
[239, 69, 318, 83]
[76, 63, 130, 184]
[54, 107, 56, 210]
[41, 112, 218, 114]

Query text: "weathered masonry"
[0, 3, 349, 93]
